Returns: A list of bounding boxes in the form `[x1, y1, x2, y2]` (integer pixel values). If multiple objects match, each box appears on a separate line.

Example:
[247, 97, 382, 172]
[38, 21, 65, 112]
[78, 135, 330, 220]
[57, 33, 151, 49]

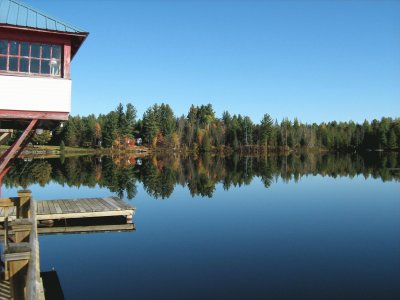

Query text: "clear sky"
[30, 0, 399, 124]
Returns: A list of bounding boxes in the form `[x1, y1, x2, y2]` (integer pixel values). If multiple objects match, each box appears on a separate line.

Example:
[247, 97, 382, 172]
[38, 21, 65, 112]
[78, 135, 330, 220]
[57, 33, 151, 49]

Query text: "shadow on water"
[3, 151, 400, 200]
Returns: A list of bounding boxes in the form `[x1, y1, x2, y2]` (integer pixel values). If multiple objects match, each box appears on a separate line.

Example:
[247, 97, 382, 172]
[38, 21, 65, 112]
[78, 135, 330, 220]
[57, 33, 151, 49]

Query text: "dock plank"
[97, 198, 117, 211]
[36, 201, 43, 215]
[73, 200, 87, 213]
[47, 201, 57, 215]
[86, 199, 104, 212]
[93, 198, 111, 212]
[107, 197, 131, 210]
[68, 200, 81, 213]
[78, 199, 93, 213]
[61, 200, 74, 213]
[53, 201, 63, 214]
[42, 201, 51, 215]
[103, 197, 122, 211]
[56, 200, 68, 215]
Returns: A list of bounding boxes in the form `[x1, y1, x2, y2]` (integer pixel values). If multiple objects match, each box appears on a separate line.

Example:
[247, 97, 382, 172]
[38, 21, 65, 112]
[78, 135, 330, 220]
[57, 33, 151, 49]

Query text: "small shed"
[0, 0, 88, 129]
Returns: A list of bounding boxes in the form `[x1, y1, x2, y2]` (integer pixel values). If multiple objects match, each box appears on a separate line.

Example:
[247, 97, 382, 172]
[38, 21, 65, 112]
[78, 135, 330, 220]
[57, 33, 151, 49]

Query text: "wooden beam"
[0, 110, 68, 121]
[4, 243, 31, 280]
[10, 219, 32, 243]
[0, 132, 10, 143]
[0, 119, 37, 175]
[38, 223, 135, 235]
[17, 190, 31, 219]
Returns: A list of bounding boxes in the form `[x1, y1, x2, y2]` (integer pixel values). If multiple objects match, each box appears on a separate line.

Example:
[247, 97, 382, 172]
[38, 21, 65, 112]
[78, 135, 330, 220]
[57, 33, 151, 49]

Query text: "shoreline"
[0, 144, 397, 160]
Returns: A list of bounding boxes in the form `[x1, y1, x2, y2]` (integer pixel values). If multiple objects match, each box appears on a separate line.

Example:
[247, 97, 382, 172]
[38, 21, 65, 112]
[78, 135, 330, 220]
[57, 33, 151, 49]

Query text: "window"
[0, 40, 62, 77]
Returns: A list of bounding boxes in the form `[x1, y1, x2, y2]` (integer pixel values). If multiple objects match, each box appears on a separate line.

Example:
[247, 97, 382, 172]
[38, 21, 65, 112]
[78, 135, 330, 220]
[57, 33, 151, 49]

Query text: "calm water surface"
[2, 153, 400, 299]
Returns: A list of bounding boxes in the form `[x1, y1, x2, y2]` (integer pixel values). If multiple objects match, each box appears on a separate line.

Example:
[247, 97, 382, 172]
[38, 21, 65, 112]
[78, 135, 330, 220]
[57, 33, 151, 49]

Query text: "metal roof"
[0, 0, 87, 34]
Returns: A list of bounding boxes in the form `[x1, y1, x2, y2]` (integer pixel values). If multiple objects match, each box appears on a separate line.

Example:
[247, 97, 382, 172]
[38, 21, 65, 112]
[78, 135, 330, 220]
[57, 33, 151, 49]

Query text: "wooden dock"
[0, 197, 134, 223]
[1, 192, 135, 300]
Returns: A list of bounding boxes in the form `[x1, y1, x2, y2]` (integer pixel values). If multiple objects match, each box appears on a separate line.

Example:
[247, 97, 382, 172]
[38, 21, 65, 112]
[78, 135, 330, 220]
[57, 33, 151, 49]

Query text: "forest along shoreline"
[1, 103, 399, 157]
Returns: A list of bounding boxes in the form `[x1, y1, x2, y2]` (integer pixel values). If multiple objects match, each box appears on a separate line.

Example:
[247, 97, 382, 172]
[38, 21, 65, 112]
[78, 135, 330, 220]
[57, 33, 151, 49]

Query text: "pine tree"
[260, 113, 273, 147]
[387, 129, 397, 149]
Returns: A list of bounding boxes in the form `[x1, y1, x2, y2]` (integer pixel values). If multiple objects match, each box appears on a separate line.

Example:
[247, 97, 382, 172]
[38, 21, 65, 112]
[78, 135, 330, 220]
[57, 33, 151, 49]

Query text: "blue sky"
[30, 0, 399, 124]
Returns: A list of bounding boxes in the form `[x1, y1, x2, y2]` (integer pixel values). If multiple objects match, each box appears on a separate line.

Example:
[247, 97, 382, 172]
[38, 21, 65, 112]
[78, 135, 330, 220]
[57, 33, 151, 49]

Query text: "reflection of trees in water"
[3, 152, 399, 199]
[7, 160, 52, 187]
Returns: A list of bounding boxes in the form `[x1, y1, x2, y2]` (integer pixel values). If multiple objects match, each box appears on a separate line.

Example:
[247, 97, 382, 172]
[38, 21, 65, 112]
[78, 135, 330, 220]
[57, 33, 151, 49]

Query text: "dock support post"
[17, 190, 32, 219]
[1, 190, 35, 299]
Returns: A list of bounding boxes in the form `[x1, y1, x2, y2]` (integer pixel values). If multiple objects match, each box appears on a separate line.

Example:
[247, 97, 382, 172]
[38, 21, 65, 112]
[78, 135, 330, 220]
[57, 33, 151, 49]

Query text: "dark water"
[2, 152, 400, 300]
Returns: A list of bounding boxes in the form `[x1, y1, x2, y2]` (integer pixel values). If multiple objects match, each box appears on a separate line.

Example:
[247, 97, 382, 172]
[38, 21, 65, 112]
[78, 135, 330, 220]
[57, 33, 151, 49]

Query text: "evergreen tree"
[260, 114, 273, 147]
[387, 129, 397, 149]
[125, 103, 137, 136]
[103, 111, 118, 148]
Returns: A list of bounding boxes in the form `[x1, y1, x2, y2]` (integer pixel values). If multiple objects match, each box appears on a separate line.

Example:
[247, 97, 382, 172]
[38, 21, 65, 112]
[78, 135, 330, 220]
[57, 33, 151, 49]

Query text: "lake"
[2, 152, 400, 299]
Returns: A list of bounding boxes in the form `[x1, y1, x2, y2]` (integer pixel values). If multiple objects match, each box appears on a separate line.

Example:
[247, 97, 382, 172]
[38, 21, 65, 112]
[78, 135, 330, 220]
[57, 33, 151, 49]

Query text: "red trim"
[64, 44, 71, 79]
[0, 24, 89, 41]
[1, 27, 70, 45]
[0, 110, 69, 121]
[0, 25, 88, 59]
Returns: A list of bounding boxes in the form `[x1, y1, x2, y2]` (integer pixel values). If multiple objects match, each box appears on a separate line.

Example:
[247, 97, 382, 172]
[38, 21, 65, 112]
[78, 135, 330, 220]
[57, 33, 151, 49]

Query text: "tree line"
[25, 102, 399, 152]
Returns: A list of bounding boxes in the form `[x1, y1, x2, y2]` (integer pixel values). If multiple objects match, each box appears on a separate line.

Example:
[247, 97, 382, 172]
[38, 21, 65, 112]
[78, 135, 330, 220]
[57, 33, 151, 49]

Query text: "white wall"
[0, 75, 71, 113]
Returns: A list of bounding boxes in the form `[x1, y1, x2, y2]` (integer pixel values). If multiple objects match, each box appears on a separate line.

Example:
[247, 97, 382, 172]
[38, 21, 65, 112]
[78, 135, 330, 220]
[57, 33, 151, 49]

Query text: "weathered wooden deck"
[1, 192, 135, 299]
[0, 197, 134, 223]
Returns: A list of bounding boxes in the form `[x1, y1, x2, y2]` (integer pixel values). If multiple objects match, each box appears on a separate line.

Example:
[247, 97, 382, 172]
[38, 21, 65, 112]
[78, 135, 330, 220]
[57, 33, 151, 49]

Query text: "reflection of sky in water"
[2, 175, 400, 300]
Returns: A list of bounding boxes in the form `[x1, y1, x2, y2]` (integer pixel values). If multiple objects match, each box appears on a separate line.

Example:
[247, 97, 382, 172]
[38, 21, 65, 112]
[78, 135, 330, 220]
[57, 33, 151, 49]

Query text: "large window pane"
[50, 59, 61, 76]
[21, 42, 30, 56]
[41, 60, 50, 74]
[0, 41, 62, 76]
[52, 45, 61, 59]
[20, 58, 29, 72]
[10, 41, 18, 55]
[31, 44, 40, 58]
[0, 40, 7, 55]
[42, 44, 50, 59]
[9, 57, 18, 71]
[30, 59, 39, 73]
[0, 57, 6, 70]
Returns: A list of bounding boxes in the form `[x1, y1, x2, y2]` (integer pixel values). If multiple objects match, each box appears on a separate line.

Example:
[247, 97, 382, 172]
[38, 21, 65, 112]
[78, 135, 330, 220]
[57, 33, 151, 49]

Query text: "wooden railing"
[0, 190, 42, 300]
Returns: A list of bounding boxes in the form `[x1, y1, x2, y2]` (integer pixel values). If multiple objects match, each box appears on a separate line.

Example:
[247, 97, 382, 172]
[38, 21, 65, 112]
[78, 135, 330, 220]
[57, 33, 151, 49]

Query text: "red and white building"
[0, 0, 88, 176]
[0, 0, 88, 129]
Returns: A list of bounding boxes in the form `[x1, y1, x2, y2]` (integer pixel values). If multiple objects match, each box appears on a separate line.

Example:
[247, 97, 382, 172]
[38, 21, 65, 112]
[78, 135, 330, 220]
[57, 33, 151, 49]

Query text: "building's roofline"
[0, 0, 88, 34]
